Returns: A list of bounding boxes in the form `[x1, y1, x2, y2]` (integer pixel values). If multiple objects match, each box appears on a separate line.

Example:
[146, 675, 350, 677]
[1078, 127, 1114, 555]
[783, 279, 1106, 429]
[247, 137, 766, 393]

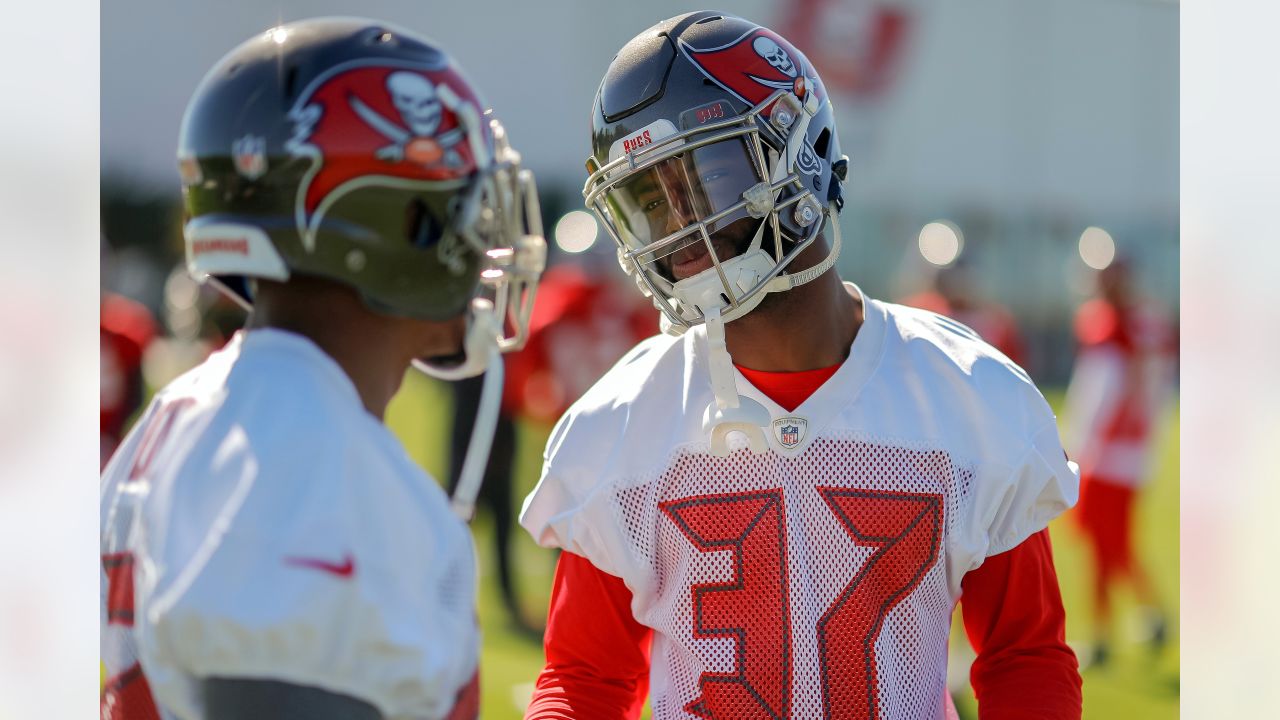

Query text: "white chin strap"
[449, 346, 502, 520]
[672, 205, 842, 457]
[700, 303, 771, 457]
[409, 298, 504, 521]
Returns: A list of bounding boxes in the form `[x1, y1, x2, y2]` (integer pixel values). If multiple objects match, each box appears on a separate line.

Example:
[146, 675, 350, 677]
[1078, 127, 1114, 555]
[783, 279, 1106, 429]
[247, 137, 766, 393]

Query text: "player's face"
[605, 138, 762, 282]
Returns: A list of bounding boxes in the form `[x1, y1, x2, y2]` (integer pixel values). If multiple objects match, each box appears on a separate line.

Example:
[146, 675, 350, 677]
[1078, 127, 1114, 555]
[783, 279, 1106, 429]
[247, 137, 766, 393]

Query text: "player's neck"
[724, 270, 861, 372]
[247, 284, 409, 420]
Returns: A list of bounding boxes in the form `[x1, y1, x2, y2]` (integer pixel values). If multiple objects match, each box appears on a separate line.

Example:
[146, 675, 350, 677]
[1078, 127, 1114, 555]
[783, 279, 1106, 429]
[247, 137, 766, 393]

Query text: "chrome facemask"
[584, 88, 834, 334]
[584, 89, 841, 458]
[416, 119, 546, 381]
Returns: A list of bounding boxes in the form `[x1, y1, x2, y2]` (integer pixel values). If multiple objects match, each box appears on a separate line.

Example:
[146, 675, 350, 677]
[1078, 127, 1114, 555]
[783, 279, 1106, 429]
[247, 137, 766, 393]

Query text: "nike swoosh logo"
[284, 553, 355, 578]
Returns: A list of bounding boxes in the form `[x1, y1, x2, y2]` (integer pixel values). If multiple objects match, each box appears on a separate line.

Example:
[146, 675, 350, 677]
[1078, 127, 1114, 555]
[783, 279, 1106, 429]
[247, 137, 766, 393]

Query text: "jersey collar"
[719, 282, 887, 455]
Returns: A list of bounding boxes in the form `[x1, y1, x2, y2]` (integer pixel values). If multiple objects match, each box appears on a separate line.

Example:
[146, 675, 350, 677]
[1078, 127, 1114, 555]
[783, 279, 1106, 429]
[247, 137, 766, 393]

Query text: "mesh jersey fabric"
[100, 329, 479, 720]
[521, 283, 1078, 719]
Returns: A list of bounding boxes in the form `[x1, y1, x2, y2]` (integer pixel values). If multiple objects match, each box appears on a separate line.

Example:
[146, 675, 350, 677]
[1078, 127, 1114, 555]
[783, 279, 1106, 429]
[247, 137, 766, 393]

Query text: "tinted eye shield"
[603, 139, 763, 267]
[590, 129, 809, 253]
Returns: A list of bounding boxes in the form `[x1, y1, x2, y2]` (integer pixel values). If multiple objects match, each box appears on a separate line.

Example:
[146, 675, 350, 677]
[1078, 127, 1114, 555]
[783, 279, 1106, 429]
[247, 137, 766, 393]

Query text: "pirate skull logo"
[285, 62, 484, 252]
[752, 36, 797, 78]
[388, 71, 443, 136]
[344, 70, 466, 166]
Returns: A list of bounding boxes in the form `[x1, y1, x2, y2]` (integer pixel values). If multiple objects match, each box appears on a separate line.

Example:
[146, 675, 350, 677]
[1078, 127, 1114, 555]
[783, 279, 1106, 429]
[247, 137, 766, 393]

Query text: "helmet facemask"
[586, 88, 843, 459]
[585, 88, 834, 336]
[584, 13, 848, 458]
[413, 119, 546, 381]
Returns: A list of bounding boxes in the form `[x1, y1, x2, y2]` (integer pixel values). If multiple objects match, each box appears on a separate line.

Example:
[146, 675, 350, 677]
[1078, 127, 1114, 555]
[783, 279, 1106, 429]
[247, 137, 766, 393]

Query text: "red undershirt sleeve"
[960, 529, 1082, 720]
[525, 552, 653, 720]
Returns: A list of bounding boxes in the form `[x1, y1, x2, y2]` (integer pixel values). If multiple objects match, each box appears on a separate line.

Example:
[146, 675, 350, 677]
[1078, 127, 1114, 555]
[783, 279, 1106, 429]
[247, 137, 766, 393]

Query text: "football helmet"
[178, 17, 545, 379]
[584, 12, 848, 456]
[584, 11, 848, 334]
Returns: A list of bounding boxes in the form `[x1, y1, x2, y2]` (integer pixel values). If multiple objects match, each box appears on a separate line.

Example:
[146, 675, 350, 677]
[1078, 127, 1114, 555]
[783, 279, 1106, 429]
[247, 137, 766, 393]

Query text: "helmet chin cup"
[668, 248, 777, 333]
[703, 396, 771, 457]
[413, 297, 499, 380]
[658, 312, 687, 337]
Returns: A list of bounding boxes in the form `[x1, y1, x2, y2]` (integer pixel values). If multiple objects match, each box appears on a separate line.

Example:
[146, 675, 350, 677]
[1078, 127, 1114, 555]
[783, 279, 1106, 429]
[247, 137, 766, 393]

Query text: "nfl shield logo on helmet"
[232, 134, 268, 181]
[771, 416, 808, 450]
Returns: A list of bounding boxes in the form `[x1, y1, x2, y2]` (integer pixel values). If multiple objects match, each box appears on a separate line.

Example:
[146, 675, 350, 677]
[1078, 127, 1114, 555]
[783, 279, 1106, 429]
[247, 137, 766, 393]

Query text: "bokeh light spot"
[554, 210, 598, 254]
[918, 221, 963, 266]
[1079, 226, 1116, 269]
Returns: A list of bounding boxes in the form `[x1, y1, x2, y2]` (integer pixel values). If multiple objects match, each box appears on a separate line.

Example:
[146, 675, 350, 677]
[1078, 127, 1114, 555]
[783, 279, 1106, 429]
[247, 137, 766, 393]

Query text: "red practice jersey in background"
[100, 292, 156, 468]
[901, 290, 1026, 368]
[504, 264, 656, 423]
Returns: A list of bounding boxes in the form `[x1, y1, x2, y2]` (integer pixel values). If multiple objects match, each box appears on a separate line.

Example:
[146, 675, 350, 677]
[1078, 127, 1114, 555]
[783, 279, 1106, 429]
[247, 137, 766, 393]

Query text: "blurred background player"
[100, 17, 544, 720]
[901, 257, 1026, 367]
[1064, 257, 1175, 667]
[100, 239, 157, 468]
[521, 12, 1081, 719]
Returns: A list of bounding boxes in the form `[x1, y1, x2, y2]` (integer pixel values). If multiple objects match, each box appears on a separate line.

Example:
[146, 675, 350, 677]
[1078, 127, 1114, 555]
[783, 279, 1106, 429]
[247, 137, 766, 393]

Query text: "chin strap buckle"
[700, 304, 770, 457]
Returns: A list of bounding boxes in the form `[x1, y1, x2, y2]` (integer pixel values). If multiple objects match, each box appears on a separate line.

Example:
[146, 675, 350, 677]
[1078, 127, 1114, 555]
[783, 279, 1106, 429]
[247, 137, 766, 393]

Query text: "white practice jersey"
[101, 329, 478, 720]
[521, 284, 1078, 720]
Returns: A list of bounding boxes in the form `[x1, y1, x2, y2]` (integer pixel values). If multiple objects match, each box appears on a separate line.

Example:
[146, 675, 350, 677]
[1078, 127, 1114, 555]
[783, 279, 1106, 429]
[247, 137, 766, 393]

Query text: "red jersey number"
[662, 491, 793, 719]
[661, 488, 943, 720]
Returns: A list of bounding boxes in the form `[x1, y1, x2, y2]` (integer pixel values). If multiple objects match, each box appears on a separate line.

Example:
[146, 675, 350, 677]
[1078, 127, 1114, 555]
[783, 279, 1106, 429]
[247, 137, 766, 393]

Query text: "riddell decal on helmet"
[286, 59, 486, 251]
[679, 100, 731, 129]
[678, 28, 822, 108]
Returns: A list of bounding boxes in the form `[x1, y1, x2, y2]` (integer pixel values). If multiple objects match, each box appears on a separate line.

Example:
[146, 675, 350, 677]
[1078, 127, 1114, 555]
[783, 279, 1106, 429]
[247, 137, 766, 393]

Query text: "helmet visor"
[601, 137, 765, 281]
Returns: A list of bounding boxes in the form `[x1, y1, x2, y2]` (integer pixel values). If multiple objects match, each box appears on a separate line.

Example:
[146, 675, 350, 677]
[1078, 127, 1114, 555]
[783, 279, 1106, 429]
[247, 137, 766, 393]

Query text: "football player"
[521, 12, 1082, 719]
[100, 263, 157, 468]
[100, 17, 544, 720]
[1064, 258, 1175, 666]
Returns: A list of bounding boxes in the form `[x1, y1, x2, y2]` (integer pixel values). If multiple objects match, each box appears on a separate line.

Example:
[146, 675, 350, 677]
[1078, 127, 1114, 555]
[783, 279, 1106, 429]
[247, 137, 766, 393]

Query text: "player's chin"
[662, 221, 757, 282]
[411, 315, 469, 366]
[419, 348, 467, 368]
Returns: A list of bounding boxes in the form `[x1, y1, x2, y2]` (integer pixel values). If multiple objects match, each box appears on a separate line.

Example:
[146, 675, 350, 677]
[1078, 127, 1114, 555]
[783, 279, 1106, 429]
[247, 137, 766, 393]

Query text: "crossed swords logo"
[349, 71, 466, 168]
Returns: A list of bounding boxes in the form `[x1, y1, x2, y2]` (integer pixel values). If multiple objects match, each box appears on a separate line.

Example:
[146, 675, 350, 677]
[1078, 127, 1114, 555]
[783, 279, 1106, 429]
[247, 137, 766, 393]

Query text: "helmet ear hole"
[406, 197, 443, 248]
[813, 128, 831, 161]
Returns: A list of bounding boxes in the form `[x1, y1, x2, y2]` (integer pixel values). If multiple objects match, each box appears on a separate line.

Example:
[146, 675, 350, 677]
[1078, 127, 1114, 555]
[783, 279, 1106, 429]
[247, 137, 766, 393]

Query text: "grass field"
[385, 376, 1180, 719]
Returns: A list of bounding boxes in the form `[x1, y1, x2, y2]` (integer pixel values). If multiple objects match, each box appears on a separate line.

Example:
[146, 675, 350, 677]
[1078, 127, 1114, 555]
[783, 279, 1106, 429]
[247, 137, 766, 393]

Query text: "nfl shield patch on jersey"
[771, 416, 808, 450]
